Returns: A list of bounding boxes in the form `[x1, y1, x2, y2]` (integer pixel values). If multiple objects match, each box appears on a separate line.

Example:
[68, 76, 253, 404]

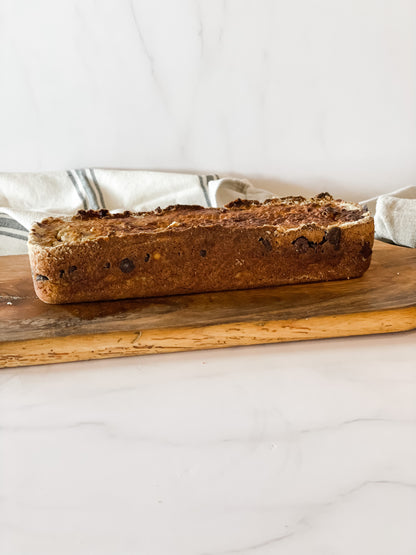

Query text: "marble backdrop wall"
[0, 0, 415, 200]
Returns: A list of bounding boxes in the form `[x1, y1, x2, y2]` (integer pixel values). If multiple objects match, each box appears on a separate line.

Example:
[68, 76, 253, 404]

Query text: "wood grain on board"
[1, 240, 415, 368]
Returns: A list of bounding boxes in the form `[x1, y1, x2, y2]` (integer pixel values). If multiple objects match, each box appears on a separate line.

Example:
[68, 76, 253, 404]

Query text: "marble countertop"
[1, 330, 415, 555]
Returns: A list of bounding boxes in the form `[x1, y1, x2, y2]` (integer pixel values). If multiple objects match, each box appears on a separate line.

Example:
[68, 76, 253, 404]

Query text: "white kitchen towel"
[0, 170, 271, 256]
[360, 186, 416, 248]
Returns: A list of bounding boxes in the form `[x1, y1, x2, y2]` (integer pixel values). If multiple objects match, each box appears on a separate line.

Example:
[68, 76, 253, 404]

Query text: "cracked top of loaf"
[29, 193, 371, 249]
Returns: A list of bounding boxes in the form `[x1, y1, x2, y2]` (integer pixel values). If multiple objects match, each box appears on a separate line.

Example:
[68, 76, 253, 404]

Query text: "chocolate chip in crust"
[258, 237, 272, 251]
[325, 227, 341, 250]
[360, 241, 372, 259]
[200, 249, 207, 257]
[292, 236, 310, 253]
[119, 258, 135, 273]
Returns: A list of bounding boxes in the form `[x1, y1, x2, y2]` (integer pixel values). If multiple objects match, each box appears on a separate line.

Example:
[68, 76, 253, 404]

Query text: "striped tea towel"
[0, 170, 270, 256]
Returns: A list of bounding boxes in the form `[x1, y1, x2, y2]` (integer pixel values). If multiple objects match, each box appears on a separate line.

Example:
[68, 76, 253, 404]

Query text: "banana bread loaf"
[28, 193, 374, 304]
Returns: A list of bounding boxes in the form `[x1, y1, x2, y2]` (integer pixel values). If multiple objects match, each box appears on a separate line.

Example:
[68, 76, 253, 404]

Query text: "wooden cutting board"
[1, 240, 415, 368]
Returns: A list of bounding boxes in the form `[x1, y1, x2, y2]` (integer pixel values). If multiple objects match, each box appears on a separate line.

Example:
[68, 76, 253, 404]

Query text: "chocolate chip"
[144, 253, 150, 262]
[164, 204, 204, 212]
[104, 262, 110, 269]
[325, 227, 341, 250]
[69, 265, 77, 273]
[36, 274, 49, 281]
[316, 192, 332, 200]
[59, 270, 65, 278]
[340, 209, 362, 222]
[321, 206, 338, 220]
[200, 249, 207, 257]
[360, 242, 372, 259]
[225, 198, 259, 209]
[75, 209, 132, 221]
[119, 258, 135, 273]
[259, 237, 272, 251]
[292, 236, 310, 253]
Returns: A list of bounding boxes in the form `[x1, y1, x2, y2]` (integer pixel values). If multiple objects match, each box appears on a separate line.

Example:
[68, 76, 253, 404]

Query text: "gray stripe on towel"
[0, 216, 28, 231]
[88, 168, 106, 209]
[75, 169, 99, 209]
[67, 170, 88, 210]
[198, 175, 211, 207]
[0, 230, 28, 241]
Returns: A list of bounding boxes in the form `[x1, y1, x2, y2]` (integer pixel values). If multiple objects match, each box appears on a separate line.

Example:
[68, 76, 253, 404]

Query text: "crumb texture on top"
[29, 193, 370, 248]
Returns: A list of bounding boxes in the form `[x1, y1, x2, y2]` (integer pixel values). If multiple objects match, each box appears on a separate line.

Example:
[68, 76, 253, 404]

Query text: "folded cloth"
[360, 186, 416, 248]
[0, 170, 271, 256]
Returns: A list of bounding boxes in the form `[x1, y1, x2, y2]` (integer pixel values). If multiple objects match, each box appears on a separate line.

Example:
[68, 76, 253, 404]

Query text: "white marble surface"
[0, 0, 415, 199]
[1, 331, 416, 555]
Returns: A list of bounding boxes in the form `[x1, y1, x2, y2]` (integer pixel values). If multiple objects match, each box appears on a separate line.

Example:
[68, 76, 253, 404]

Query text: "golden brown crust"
[28, 193, 374, 304]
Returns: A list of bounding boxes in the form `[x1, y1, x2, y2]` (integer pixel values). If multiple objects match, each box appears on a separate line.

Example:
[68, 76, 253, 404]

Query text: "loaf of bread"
[28, 193, 374, 304]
